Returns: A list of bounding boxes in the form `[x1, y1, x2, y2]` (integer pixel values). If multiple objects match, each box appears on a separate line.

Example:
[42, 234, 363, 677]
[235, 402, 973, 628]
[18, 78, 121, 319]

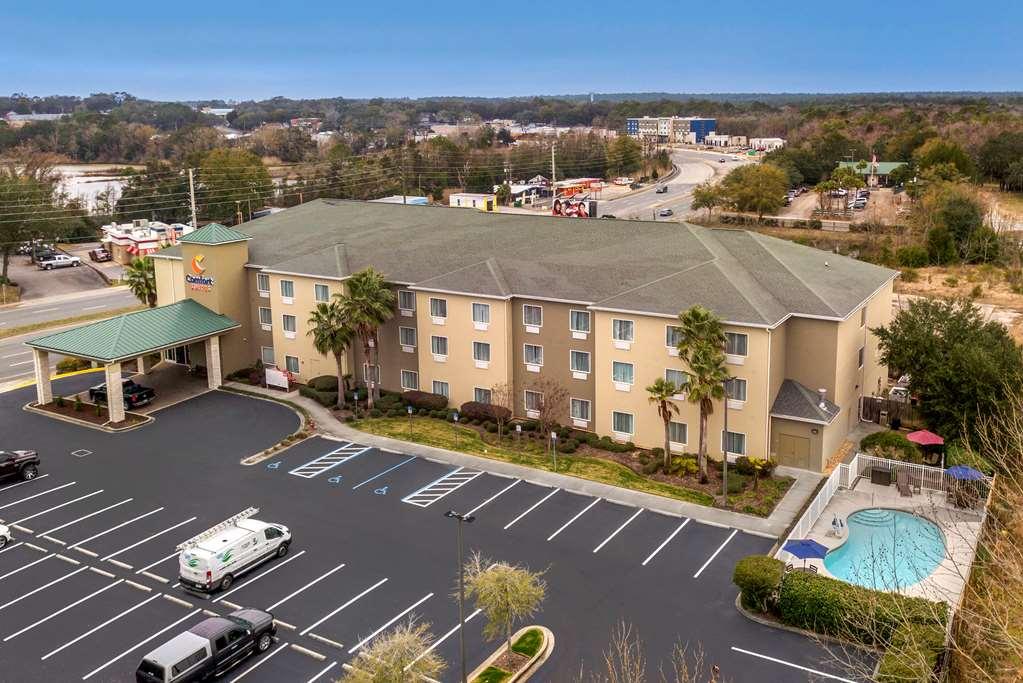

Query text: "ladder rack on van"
[176, 507, 259, 551]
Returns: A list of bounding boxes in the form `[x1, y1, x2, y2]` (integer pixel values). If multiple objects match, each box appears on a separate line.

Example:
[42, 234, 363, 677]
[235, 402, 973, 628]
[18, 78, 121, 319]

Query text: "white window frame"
[430, 297, 447, 324]
[858, 345, 865, 369]
[431, 335, 448, 360]
[474, 387, 492, 404]
[256, 273, 270, 297]
[569, 350, 590, 378]
[399, 326, 417, 351]
[282, 314, 297, 339]
[280, 279, 295, 304]
[524, 389, 543, 417]
[611, 410, 635, 438]
[664, 368, 688, 398]
[432, 380, 449, 398]
[612, 360, 634, 390]
[398, 290, 416, 316]
[668, 421, 688, 450]
[665, 325, 683, 353]
[473, 341, 491, 369]
[314, 283, 330, 303]
[258, 306, 272, 330]
[860, 306, 867, 328]
[725, 332, 748, 364]
[284, 355, 300, 374]
[260, 346, 275, 366]
[612, 318, 635, 349]
[569, 309, 591, 339]
[522, 304, 543, 331]
[472, 302, 491, 330]
[523, 343, 543, 367]
[570, 398, 591, 426]
[721, 430, 747, 459]
[400, 369, 419, 391]
[726, 377, 747, 408]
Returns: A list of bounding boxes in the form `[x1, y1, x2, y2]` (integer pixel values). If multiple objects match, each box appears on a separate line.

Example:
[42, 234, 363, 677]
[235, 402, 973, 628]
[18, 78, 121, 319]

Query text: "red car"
[89, 248, 112, 262]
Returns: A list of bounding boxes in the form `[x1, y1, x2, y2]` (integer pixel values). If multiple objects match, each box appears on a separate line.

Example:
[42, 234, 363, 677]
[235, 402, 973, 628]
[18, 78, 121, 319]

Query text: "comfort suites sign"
[186, 253, 216, 292]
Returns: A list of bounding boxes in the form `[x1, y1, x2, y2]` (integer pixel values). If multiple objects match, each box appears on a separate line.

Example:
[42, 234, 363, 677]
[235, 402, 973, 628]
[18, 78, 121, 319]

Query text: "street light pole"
[445, 510, 475, 683]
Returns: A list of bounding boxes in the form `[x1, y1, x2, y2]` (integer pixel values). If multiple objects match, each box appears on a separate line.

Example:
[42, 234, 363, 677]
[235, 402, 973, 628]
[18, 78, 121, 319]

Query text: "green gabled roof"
[836, 161, 907, 176]
[26, 299, 239, 363]
[179, 223, 251, 245]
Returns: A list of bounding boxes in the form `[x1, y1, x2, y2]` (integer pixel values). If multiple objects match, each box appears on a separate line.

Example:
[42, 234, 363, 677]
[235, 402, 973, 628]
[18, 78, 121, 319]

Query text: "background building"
[626, 116, 717, 143]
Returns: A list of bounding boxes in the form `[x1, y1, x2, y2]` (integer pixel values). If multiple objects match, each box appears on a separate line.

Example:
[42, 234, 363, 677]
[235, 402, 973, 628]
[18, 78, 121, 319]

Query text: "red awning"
[907, 430, 944, 446]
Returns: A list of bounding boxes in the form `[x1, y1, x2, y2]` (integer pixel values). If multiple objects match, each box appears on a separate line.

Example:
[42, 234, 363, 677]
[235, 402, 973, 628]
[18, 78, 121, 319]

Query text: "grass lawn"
[473, 666, 511, 683]
[511, 628, 544, 657]
[726, 475, 794, 517]
[351, 417, 715, 506]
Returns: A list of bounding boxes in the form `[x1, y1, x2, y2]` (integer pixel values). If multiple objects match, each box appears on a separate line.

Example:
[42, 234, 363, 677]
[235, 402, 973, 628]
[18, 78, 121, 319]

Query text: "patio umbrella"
[907, 430, 944, 446]
[782, 538, 829, 568]
[945, 465, 984, 481]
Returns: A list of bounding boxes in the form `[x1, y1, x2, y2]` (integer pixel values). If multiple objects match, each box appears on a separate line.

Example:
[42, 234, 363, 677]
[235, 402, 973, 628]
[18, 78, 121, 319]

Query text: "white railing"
[776, 462, 848, 562]
[854, 453, 947, 491]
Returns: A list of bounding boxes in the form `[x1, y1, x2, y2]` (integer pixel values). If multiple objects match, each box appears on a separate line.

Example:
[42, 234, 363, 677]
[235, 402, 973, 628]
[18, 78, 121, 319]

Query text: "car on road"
[655, 185, 668, 194]
[37, 253, 81, 270]
[718, 158, 727, 163]
[629, 182, 642, 190]
[88, 378, 156, 410]
[88, 248, 112, 262]
[600, 214, 617, 219]
[0, 523, 11, 549]
[658, 208, 674, 217]
[0, 449, 40, 483]
[135, 608, 277, 683]
[178, 508, 291, 593]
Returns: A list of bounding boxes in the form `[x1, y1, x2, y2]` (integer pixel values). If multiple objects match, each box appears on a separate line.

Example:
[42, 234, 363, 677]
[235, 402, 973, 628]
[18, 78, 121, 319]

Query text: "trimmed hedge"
[733, 556, 784, 612]
[459, 401, 512, 423]
[307, 375, 339, 392]
[56, 357, 92, 374]
[860, 431, 922, 464]
[299, 385, 338, 407]
[875, 622, 945, 683]
[401, 390, 448, 411]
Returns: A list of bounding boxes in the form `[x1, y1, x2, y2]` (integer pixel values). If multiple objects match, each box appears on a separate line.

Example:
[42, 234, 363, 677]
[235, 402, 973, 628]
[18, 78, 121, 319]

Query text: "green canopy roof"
[179, 223, 251, 245]
[836, 161, 907, 176]
[26, 299, 239, 363]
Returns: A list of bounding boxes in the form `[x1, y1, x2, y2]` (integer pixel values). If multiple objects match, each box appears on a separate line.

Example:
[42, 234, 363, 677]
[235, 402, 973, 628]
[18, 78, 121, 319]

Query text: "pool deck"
[798, 478, 983, 604]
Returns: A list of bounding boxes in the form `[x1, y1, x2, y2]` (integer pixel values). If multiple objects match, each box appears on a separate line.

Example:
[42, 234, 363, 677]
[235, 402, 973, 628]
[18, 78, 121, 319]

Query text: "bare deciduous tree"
[528, 376, 569, 440]
[579, 622, 719, 683]
[490, 381, 514, 440]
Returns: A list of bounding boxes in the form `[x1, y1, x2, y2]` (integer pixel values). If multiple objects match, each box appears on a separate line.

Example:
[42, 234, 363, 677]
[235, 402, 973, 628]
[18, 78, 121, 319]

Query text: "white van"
[177, 508, 291, 593]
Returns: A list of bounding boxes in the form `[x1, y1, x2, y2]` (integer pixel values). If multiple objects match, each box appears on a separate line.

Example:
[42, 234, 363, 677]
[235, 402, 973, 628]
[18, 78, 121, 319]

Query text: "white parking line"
[81, 305, 107, 311]
[136, 551, 180, 575]
[41, 592, 163, 660]
[0, 541, 23, 556]
[547, 498, 602, 541]
[0, 351, 30, 359]
[351, 456, 416, 489]
[0, 474, 50, 495]
[301, 577, 388, 635]
[11, 489, 104, 525]
[0, 481, 76, 511]
[402, 467, 483, 507]
[8, 360, 32, 367]
[0, 566, 88, 612]
[503, 488, 559, 530]
[82, 608, 202, 680]
[67, 506, 164, 550]
[693, 529, 738, 579]
[289, 443, 371, 479]
[307, 661, 338, 683]
[4, 579, 123, 641]
[229, 641, 289, 682]
[592, 508, 643, 553]
[101, 516, 197, 561]
[0, 553, 52, 581]
[465, 479, 521, 516]
[214, 550, 306, 603]
[730, 646, 858, 682]
[347, 593, 434, 654]
[641, 519, 690, 566]
[266, 562, 346, 611]
[38, 498, 133, 537]
[406, 608, 482, 669]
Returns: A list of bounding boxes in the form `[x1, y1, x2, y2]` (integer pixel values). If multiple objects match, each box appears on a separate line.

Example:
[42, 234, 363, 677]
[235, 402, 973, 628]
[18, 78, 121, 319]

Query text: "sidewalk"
[229, 382, 822, 538]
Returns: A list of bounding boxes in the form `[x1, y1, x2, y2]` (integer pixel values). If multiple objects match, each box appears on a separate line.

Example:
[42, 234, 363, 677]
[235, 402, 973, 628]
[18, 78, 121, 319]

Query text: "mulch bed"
[36, 400, 148, 428]
[492, 649, 530, 674]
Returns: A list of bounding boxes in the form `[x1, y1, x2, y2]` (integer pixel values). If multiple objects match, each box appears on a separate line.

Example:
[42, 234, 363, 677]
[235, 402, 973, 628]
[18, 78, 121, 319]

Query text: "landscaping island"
[470, 626, 553, 683]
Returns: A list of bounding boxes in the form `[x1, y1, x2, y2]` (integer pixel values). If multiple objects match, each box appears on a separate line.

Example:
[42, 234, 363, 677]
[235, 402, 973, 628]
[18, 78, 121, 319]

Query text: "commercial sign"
[186, 253, 215, 292]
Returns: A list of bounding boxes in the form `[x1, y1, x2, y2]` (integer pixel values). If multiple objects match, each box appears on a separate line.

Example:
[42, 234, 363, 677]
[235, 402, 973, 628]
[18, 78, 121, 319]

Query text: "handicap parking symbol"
[266, 461, 281, 470]
[329, 475, 344, 484]
[374, 486, 388, 495]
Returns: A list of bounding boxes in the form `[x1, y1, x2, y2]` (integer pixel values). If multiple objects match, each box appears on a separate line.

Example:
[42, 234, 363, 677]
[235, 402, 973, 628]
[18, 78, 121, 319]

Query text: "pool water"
[823, 508, 946, 590]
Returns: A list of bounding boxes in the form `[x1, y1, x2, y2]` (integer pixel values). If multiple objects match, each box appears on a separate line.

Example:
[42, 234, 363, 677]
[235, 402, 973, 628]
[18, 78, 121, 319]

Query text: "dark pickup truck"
[0, 450, 40, 483]
[88, 379, 156, 410]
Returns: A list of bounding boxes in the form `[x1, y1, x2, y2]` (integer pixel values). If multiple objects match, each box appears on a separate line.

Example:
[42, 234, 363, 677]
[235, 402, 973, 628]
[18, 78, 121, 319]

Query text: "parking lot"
[0, 374, 870, 682]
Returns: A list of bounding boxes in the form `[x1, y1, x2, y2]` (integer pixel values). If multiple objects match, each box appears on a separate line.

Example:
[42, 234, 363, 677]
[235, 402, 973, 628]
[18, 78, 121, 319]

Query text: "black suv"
[89, 379, 156, 410]
[0, 450, 40, 482]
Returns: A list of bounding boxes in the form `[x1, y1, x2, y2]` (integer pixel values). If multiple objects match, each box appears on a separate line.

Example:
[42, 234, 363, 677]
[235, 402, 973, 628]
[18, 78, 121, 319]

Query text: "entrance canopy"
[26, 299, 238, 364]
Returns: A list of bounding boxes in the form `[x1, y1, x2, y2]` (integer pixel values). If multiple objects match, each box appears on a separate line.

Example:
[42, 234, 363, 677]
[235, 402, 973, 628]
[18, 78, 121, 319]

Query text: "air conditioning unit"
[879, 410, 889, 427]
[132, 218, 149, 228]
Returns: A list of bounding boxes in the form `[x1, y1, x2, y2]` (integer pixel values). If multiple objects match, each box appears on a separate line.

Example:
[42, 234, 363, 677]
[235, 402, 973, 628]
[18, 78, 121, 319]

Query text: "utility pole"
[235, 201, 243, 226]
[187, 168, 198, 228]
[401, 147, 408, 204]
[550, 141, 557, 185]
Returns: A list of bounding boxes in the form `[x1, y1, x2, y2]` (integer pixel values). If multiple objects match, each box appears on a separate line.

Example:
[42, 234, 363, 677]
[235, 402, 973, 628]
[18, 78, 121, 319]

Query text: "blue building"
[625, 116, 717, 143]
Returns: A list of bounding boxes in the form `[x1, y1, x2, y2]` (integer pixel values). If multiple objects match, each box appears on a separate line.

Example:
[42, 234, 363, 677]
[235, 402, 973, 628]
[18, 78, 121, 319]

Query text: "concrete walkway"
[227, 382, 822, 538]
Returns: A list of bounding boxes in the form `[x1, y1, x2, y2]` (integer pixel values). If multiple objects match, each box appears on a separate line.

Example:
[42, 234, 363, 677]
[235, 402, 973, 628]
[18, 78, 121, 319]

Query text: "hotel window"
[569, 310, 590, 333]
[474, 387, 492, 404]
[722, 430, 747, 456]
[432, 381, 449, 398]
[258, 307, 272, 327]
[858, 346, 865, 368]
[726, 378, 747, 402]
[665, 368, 688, 391]
[523, 304, 543, 327]
[314, 283, 330, 303]
[669, 421, 688, 445]
[472, 302, 491, 325]
[430, 297, 447, 319]
[284, 355, 300, 373]
[524, 390, 543, 412]
[524, 344, 544, 366]
[260, 346, 275, 366]
[571, 398, 591, 422]
[612, 361, 634, 384]
[363, 364, 380, 384]
[400, 370, 419, 391]
[725, 332, 748, 356]
[473, 341, 491, 363]
[256, 273, 270, 295]
[665, 325, 683, 348]
[612, 411, 634, 435]
[399, 326, 417, 348]
[431, 336, 448, 356]
[570, 350, 590, 374]
[398, 290, 416, 312]
[282, 314, 297, 334]
[612, 319, 634, 342]
[280, 279, 294, 300]
[860, 307, 867, 327]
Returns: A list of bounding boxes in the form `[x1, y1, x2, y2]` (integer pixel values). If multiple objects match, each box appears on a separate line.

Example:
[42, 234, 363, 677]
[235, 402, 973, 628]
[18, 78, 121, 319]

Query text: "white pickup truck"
[37, 253, 81, 270]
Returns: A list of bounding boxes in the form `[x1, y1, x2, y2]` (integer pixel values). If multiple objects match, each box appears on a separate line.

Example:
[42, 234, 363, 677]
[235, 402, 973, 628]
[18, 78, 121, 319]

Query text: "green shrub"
[671, 457, 699, 477]
[56, 357, 91, 374]
[876, 623, 945, 683]
[459, 401, 512, 423]
[943, 276, 959, 288]
[387, 408, 401, 418]
[401, 390, 448, 411]
[307, 375, 339, 392]
[485, 422, 497, 433]
[726, 473, 750, 493]
[95, 402, 103, 417]
[650, 447, 664, 460]
[733, 556, 785, 612]
[593, 436, 634, 453]
[860, 430, 922, 463]
[298, 385, 338, 407]
[557, 438, 578, 453]
[641, 459, 661, 475]
[896, 246, 929, 268]
[55, 395, 65, 408]
[73, 396, 83, 412]
[511, 628, 544, 657]
[970, 284, 983, 298]
[808, 218, 822, 230]
[369, 408, 382, 418]
[521, 420, 538, 432]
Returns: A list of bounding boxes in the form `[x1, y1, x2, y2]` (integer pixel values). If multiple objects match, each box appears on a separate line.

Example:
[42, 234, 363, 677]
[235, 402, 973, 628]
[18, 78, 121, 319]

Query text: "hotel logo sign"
[186, 253, 215, 292]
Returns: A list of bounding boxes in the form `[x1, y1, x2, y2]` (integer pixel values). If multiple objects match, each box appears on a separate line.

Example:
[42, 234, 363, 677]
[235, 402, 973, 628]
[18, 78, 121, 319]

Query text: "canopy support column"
[205, 336, 222, 390]
[33, 349, 52, 405]
[105, 362, 125, 423]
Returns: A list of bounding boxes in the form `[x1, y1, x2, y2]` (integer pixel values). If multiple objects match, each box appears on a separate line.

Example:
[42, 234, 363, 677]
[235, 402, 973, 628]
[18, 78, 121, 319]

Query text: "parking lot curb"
[733, 593, 879, 656]
[23, 401, 153, 433]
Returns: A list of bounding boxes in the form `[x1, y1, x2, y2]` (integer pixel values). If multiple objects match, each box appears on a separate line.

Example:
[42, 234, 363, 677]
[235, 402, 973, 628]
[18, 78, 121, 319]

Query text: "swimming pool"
[823, 508, 946, 590]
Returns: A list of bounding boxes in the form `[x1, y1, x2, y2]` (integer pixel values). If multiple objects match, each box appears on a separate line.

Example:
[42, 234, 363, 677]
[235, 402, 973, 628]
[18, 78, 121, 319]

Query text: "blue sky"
[3, 1, 1022, 100]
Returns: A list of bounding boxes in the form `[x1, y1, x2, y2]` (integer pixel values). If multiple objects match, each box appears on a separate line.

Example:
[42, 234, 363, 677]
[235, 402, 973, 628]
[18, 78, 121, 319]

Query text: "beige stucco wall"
[153, 258, 185, 307]
[247, 268, 275, 366]
[771, 417, 824, 471]
[348, 285, 419, 394]
[264, 272, 344, 383]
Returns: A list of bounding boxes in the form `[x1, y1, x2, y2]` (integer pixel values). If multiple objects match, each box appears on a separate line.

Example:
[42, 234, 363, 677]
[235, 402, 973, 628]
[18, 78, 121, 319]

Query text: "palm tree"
[676, 305, 728, 482]
[307, 300, 353, 409]
[336, 267, 394, 408]
[646, 377, 680, 472]
[125, 257, 157, 308]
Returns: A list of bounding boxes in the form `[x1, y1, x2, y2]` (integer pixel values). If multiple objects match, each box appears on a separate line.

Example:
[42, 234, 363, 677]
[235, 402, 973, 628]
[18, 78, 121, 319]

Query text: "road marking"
[1, 351, 30, 359]
[693, 529, 738, 579]
[229, 641, 289, 683]
[214, 549, 306, 602]
[8, 360, 32, 367]
[266, 562, 346, 611]
[290, 643, 326, 661]
[81, 608, 202, 680]
[307, 661, 338, 683]
[101, 516, 197, 560]
[141, 571, 169, 584]
[4, 579, 123, 641]
[35, 308, 60, 313]
[74, 547, 98, 558]
[136, 551, 179, 574]
[38, 497, 133, 537]
[301, 577, 388, 635]
[289, 443, 371, 478]
[465, 479, 521, 516]
[402, 467, 483, 507]
[11, 489, 104, 525]
[592, 508, 644, 553]
[107, 559, 133, 570]
[0, 541, 23, 555]
[504, 488, 560, 529]
[221, 600, 243, 610]
[0, 481, 76, 511]
[56, 554, 80, 565]
[125, 579, 152, 592]
[547, 498, 602, 541]
[11, 524, 32, 533]
[41, 592, 163, 660]
[0, 474, 49, 495]
[642, 519, 690, 566]
[406, 608, 482, 670]
[0, 553, 52, 581]
[0, 566, 88, 612]
[67, 506, 164, 549]
[730, 646, 858, 683]
[41, 535, 65, 545]
[89, 567, 116, 579]
[307, 633, 343, 649]
[82, 305, 107, 311]
[348, 592, 434, 654]
[351, 456, 416, 489]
